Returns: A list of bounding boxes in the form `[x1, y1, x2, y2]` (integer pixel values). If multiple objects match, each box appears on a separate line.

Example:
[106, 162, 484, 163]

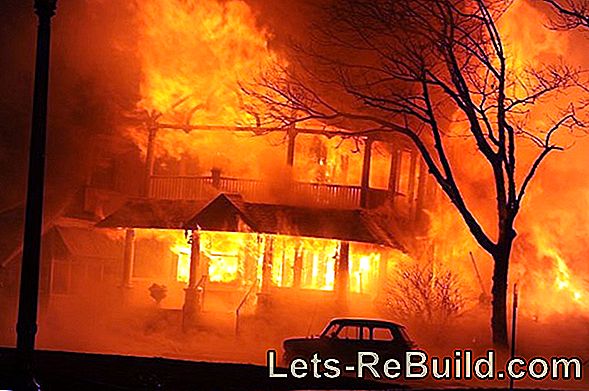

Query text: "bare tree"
[383, 262, 468, 327]
[540, 0, 589, 30]
[245, 0, 582, 347]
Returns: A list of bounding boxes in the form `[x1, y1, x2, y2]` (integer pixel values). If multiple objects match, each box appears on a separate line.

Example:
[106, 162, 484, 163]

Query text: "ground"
[0, 295, 588, 389]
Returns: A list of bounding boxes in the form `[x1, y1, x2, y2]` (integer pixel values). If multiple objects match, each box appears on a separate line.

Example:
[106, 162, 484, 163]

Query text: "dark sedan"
[283, 318, 416, 366]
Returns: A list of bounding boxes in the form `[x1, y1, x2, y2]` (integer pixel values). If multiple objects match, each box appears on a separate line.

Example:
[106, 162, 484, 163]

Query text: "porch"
[96, 194, 408, 330]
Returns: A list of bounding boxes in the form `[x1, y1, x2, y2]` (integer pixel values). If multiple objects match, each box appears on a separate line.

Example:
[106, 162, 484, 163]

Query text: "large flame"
[161, 229, 395, 294]
[135, 0, 277, 123]
[430, 0, 589, 317]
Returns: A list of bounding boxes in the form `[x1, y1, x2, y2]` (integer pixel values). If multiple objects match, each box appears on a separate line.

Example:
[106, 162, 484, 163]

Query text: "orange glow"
[127, 0, 588, 318]
[155, 228, 397, 294]
[426, 0, 589, 318]
[135, 0, 278, 123]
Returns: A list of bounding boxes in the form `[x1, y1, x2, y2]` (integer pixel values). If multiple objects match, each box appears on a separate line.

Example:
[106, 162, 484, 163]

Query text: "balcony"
[148, 174, 388, 209]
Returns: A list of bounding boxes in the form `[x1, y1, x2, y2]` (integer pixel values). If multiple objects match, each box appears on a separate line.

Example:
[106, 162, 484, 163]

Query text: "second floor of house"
[84, 127, 438, 227]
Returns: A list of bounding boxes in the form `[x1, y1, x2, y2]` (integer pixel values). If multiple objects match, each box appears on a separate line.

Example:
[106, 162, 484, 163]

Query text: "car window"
[372, 327, 394, 341]
[322, 323, 340, 338]
[361, 326, 370, 340]
[335, 325, 361, 340]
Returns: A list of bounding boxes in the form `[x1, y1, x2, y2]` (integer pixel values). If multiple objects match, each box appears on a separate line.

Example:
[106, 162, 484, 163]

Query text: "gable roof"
[95, 194, 404, 249]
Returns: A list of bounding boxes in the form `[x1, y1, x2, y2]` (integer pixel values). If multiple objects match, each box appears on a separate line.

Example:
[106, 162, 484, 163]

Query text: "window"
[323, 323, 340, 338]
[372, 327, 394, 341]
[397, 150, 413, 196]
[336, 325, 361, 340]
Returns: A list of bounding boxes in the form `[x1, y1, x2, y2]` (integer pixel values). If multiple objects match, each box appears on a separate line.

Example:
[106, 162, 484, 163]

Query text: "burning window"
[166, 229, 398, 295]
[349, 243, 382, 294]
[269, 236, 338, 291]
[294, 135, 362, 185]
[201, 232, 245, 283]
[369, 141, 393, 190]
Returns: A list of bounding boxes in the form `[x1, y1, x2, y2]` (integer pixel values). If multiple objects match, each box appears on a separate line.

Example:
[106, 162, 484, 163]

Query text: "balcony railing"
[148, 175, 380, 209]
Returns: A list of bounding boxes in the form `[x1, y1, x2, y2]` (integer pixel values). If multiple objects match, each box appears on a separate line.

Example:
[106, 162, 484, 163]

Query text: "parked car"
[283, 318, 416, 365]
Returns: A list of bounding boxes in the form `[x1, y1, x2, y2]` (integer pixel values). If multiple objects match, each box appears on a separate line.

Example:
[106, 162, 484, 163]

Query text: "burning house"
[2, 0, 589, 365]
[6, 0, 440, 327]
[87, 124, 435, 327]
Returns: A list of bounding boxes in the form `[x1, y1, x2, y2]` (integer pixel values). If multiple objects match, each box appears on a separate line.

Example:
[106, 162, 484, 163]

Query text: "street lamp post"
[16, 0, 57, 383]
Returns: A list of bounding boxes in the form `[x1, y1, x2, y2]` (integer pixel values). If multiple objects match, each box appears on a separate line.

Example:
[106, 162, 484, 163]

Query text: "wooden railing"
[291, 182, 362, 208]
[149, 176, 214, 200]
[235, 279, 258, 336]
[148, 175, 380, 209]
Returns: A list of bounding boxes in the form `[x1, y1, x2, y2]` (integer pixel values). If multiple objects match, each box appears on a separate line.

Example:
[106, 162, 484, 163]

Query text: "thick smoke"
[0, 0, 140, 211]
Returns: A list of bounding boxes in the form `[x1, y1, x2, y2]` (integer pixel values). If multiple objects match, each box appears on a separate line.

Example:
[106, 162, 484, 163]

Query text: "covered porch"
[96, 193, 408, 328]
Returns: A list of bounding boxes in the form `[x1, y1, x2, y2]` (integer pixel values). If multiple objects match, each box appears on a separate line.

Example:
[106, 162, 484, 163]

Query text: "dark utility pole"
[509, 283, 519, 391]
[16, 0, 57, 375]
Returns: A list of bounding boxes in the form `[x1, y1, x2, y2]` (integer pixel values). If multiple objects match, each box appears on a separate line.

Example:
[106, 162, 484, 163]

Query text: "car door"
[329, 324, 363, 364]
[363, 325, 405, 362]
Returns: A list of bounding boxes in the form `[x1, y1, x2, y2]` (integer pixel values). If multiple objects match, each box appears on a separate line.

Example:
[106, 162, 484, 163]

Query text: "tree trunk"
[490, 242, 512, 348]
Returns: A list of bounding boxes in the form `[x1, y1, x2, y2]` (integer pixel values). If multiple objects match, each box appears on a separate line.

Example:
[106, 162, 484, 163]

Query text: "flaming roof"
[96, 194, 403, 249]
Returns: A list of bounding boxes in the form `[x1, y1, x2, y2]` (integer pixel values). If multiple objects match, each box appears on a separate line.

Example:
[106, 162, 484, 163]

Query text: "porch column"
[143, 124, 158, 197]
[292, 246, 303, 289]
[360, 138, 373, 208]
[121, 229, 135, 288]
[335, 241, 350, 309]
[183, 230, 201, 330]
[258, 235, 274, 310]
[188, 231, 201, 287]
[261, 236, 274, 293]
[388, 143, 399, 202]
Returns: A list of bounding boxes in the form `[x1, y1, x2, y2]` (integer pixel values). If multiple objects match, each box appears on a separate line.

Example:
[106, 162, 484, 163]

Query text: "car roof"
[328, 317, 405, 329]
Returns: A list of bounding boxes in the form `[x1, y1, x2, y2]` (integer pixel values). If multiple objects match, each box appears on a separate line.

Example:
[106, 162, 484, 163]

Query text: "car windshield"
[398, 326, 412, 342]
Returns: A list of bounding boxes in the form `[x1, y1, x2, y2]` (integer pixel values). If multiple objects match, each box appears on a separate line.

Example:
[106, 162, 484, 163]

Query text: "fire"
[521, 227, 589, 314]
[499, 1, 588, 314]
[129, 0, 369, 184]
[125, 0, 588, 318]
[134, 0, 278, 123]
[428, 0, 589, 318]
[171, 230, 254, 284]
[128, 0, 292, 179]
[151, 228, 397, 294]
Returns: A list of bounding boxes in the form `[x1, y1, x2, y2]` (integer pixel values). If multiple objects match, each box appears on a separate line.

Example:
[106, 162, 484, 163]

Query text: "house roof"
[95, 199, 208, 229]
[55, 226, 124, 259]
[0, 205, 25, 267]
[0, 203, 67, 268]
[96, 194, 404, 249]
[186, 194, 403, 248]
